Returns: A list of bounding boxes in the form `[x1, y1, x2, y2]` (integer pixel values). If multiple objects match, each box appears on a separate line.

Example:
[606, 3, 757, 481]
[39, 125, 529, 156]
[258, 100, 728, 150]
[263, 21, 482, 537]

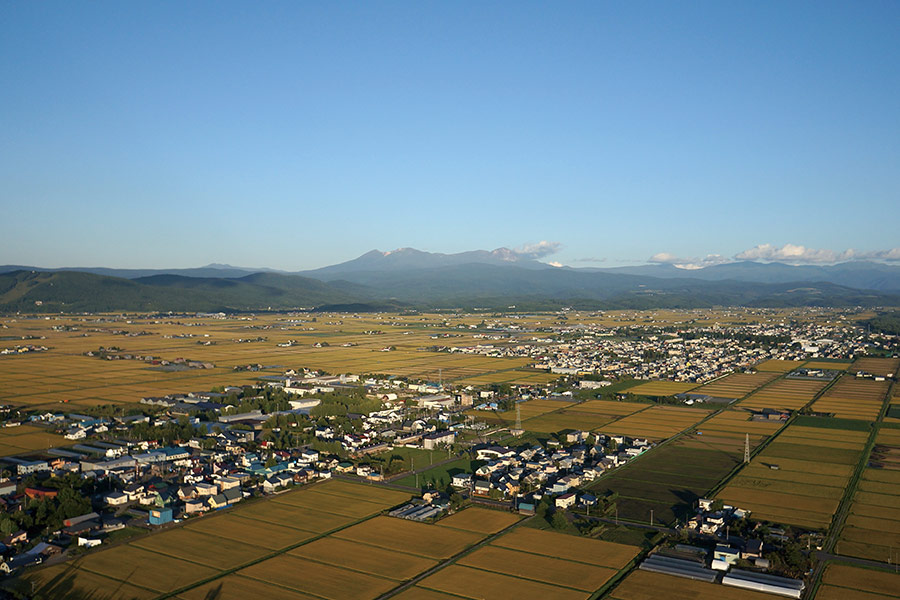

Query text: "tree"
[551, 510, 569, 531]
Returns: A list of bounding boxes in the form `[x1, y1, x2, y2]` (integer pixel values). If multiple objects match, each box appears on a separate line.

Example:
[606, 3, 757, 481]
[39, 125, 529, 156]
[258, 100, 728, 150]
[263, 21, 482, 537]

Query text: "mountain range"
[2, 247, 899, 312]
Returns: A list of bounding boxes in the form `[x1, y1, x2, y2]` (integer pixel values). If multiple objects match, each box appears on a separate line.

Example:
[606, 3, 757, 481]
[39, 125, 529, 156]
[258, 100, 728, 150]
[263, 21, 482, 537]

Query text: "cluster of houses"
[439, 315, 870, 383]
[0, 344, 48, 355]
[454, 433, 652, 510]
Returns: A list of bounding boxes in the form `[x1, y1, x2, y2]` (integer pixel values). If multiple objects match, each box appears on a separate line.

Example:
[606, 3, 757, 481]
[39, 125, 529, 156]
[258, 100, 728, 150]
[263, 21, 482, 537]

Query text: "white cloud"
[735, 244, 900, 264]
[648, 252, 729, 270]
[548, 261, 564, 268]
[512, 240, 562, 259]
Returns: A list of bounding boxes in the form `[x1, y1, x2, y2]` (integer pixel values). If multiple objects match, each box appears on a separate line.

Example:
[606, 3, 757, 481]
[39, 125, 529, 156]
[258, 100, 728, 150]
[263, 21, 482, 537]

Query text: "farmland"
[589, 442, 747, 525]
[24, 479, 412, 599]
[0, 425, 67, 458]
[411, 527, 640, 600]
[851, 356, 900, 377]
[815, 563, 900, 600]
[626, 380, 698, 396]
[436, 506, 521, 534]
[598, 405, 710, 440]
[736, 377, 829, 412]
[0, 313, 555, 415]
[835, 427, 900, 561]
[693, 372, 778, 399]
[717, 422, 870, 529]
[755, 358, 806, 373]
[809, 376, 890, 421]
[608, 569, 781, 600]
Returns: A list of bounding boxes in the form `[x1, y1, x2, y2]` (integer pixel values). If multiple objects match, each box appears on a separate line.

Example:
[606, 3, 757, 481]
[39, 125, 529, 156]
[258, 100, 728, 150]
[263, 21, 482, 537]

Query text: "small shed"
[149, 507, 173, 526]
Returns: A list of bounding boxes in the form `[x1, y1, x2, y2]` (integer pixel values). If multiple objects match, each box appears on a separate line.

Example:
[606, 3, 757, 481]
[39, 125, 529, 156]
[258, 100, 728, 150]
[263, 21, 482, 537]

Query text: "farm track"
[375, 514, 531, 600]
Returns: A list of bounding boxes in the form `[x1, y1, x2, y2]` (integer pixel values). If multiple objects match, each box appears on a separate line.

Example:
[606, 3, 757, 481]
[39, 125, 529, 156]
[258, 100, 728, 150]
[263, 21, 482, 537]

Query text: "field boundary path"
[375, 514, 531, 600]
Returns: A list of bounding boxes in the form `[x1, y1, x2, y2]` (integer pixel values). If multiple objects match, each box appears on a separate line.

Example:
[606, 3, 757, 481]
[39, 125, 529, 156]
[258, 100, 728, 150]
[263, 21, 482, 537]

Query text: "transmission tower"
[744, 433, 750, 463]
[515, 403, 522, 431]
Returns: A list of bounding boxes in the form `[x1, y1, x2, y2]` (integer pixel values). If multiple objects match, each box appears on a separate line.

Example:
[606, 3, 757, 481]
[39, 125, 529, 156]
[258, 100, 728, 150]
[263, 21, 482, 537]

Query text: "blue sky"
[2, 1, 898, 270]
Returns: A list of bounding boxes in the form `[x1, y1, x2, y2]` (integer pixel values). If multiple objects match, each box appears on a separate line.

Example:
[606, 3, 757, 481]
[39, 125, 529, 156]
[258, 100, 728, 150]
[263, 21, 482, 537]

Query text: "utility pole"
[650, 509, 654, 528]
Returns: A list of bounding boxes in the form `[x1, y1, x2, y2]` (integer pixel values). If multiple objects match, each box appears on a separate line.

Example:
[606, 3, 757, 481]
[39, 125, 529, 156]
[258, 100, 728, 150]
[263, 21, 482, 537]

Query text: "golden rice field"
[803, 360, 852, 371]
[815, 563, 900, 600]
[414, 527, 640, 600]
[417, 564, 588, 600]
[0, 313, 555, 414]
[609, 569, 783, 600]
[333, 515, 483, 560]
[521, 410, 615, 433]
[456, 546, 617, 593]
[755, 358, 805, 373]
[175, 574, 317, 600]
[598, 405, 711, 440]
[809, 377, 890, 421]
[490, 527, 640, 570]
[835, 428, 900, 562]
[851, 356, 900, 377]
[693, 372, 778, 400]
[0, 425, 67, 458]
[464, 398, 575, 426]
[241, 554, 399, 600]
[626, 380, 698, 396]
[289, 537, 439, 581]
[679, 409, 783, 453]
[24, 479, 411, 600]
[717, 424, 869, 529]
[436, 506, 521, 534]
[570, 399, 648, 416]
[736, 377, 828, 412]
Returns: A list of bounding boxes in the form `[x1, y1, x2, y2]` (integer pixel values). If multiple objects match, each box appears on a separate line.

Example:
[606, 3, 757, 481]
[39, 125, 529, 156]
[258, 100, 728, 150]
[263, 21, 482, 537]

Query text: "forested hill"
[1, 267, 899, 313]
